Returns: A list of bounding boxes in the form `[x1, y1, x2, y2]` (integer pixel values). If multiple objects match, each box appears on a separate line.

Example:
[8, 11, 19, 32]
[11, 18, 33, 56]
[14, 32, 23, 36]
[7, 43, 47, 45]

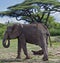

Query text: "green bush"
[49, 28, 60, 36]
[0, 23, 7, 39]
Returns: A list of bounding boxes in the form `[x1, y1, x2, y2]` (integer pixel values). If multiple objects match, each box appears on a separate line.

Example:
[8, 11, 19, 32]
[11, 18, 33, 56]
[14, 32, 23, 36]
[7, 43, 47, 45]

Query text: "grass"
[0, 39, 60, 63]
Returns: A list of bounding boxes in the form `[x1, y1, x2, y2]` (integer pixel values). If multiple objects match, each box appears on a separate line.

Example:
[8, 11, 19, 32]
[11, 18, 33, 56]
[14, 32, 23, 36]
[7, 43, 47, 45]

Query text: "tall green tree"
[0, 0, 60, 25]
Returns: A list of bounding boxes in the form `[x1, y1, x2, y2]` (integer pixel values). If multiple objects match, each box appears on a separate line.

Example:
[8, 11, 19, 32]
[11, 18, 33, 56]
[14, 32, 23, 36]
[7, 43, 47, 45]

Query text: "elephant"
[2, 23, 50, 61]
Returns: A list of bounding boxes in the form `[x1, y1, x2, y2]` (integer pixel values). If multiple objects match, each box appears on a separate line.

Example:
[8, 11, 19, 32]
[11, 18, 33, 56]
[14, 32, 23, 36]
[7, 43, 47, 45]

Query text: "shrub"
[49, 28, 60, 36]
[0, 24, 6, 39]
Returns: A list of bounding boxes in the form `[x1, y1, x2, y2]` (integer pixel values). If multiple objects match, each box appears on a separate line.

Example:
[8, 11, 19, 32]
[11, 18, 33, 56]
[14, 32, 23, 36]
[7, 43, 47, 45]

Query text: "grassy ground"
[0, 39, 60, 63]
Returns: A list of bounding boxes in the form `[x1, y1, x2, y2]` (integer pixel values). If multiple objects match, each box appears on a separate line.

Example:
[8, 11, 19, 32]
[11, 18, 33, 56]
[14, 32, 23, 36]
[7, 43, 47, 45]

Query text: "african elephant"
[2, 23, 50, 61]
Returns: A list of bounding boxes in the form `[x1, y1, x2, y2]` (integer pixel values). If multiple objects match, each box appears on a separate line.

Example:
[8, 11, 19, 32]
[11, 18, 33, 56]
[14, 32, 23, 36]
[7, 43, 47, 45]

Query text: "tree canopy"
[0, 0, 60, 25]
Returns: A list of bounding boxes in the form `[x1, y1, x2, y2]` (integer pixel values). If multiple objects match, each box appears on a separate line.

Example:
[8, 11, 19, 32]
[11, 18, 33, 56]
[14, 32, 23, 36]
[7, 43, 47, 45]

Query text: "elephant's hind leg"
[32, 50, 43, 55]
[42, 35, 48, 61]
[39, 34, 48, 61]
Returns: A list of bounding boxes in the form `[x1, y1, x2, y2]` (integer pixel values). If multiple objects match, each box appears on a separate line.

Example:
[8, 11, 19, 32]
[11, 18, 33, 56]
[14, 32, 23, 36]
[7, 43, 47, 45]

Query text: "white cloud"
[0, 16, 28, 24]
[51, 12, 60, 23]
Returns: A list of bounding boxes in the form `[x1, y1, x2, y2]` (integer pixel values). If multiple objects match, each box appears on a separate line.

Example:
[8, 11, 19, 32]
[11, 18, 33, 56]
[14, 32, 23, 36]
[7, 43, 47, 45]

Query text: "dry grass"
[0, 39, 60, 63]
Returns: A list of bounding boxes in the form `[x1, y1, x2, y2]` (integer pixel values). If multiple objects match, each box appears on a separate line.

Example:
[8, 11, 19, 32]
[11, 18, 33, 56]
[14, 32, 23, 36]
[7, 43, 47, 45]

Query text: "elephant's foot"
[32, 50, 43, 55]
[16, 56, 21, 59]
[25, 55, 30, 59]
[25, 56, 30, 59]
[42, 56, 48, 61]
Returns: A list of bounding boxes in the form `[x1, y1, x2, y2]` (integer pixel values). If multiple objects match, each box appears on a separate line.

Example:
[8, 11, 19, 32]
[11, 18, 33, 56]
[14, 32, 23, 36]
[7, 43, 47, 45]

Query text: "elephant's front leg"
[22, 42, 30, 59]
[16, 38, 21, 59]
[20, 34, 30, 59]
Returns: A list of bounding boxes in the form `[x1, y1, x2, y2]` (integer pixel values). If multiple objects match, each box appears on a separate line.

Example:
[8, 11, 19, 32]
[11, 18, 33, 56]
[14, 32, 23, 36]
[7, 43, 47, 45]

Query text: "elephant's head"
[2, 24, 23, 48]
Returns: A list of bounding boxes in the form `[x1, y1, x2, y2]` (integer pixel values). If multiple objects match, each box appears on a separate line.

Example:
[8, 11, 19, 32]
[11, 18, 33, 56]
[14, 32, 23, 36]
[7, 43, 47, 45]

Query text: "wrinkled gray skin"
[2, 23, 50, 61]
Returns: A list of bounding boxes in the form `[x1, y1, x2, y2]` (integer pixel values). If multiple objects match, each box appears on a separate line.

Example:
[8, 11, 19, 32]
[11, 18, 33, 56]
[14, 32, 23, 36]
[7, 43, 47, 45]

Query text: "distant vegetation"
[42, 16, 60, 36]
[0, 23, 7, 39]
[48, 20, 60, 36]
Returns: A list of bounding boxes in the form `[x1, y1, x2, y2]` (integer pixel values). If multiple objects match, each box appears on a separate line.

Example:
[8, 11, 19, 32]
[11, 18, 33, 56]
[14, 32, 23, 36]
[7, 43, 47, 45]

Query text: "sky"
[0, 0, 24, 11]
[0, 0, 60, 24]
[0, 0, 25, 24]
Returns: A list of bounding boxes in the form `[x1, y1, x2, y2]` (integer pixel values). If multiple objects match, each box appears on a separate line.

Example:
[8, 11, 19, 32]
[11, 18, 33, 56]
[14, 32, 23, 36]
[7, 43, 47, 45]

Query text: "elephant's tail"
[49, 35, 52, 47]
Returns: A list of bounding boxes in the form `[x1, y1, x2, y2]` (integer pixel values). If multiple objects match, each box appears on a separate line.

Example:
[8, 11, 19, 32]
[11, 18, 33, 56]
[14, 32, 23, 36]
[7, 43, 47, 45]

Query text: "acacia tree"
[0, 0, 60, 26]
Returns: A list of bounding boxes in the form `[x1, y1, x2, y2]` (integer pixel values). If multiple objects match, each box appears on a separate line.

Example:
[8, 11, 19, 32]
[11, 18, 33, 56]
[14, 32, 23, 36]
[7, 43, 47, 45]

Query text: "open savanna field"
[0, 38, 60, 63]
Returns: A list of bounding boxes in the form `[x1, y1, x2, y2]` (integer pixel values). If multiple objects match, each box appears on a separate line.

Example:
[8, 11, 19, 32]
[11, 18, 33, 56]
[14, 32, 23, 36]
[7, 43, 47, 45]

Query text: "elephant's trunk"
[2, 38, 10, 48]
[2, 33, 10, 48]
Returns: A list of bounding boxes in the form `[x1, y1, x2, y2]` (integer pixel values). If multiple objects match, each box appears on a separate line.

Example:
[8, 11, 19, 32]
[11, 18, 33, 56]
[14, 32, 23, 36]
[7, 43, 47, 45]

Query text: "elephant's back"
[23, 23, 48, 34]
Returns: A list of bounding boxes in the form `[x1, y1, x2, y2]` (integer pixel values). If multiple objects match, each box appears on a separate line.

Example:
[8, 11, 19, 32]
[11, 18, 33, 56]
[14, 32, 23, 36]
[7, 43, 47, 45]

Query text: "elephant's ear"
[12, 24, 17, 31]
[12, 24, 23, 33]
[12, 24, 17, 30]
[12, 24, 19, 32]
[18, 24, 23, 33]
